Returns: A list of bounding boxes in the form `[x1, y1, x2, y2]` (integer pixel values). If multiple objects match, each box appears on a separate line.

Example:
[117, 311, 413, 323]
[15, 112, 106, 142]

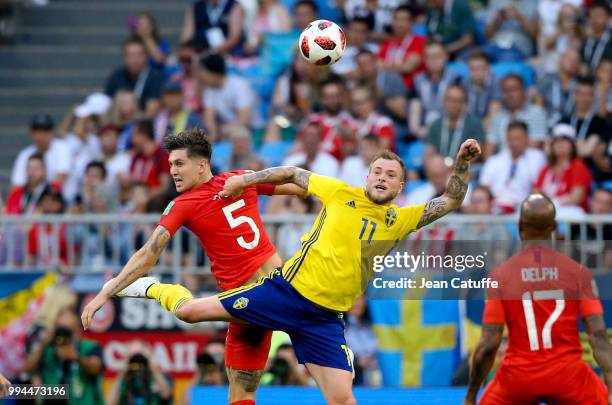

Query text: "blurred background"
[0, 0, 611, 403]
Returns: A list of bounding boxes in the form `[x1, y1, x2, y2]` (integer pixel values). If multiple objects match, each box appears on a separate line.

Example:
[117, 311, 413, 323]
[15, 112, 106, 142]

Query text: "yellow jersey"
[282, 174, 426, 312]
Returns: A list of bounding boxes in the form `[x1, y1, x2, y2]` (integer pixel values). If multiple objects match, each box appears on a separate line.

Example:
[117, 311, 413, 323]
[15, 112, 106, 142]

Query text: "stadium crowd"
[1, 0, 612, 400]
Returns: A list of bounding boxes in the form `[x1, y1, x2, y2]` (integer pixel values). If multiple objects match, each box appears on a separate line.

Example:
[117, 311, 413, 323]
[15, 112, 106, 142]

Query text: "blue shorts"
[218, 270, 353, 372]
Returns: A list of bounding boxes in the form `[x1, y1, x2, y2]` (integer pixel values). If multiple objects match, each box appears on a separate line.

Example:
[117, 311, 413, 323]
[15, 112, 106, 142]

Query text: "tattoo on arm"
[227, 368, 264, 393]
[243, 166, 311, 190]
[149, 227, 170, 255]
[416, 197, 447, 229]
[466, 324, 503, 398]
[446, 175, 468, 199]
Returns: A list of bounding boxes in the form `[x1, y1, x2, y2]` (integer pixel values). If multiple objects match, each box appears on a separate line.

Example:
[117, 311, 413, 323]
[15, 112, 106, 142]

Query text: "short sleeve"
[568, 159, 592, 190]
[307, 173, 345, 203]
[579, 300, 604, 318]
[398, 203, 426, 235]
[255, 184, 275, 195]
[158, 199, 189, 236]
[483, 299, 505, 324]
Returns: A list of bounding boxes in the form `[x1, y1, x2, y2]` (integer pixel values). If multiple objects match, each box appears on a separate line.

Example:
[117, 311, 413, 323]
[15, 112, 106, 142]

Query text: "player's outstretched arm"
[464, 323, 504, 405]
[219, 166, 312, 198]
[585, 314, 612, 402]
[417, 139, 481, 229]
[81, 225, 171, 329]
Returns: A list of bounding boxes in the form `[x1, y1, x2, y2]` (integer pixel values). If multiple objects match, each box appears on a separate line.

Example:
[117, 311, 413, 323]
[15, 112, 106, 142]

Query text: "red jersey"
[345, 112, 395, 149]
[303, 112, 352, 160]
[159, 171, 276, 290]
[483, 246, 603, 370]
[378, 35, 426, 89]
[535, 158, 592, 212]
[130, 146, 170, 188]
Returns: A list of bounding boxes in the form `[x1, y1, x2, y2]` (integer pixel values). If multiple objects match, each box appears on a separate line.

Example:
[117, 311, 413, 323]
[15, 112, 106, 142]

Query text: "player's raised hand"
[81, 293, 108, 330]
[218, 175, 247, 198]
[0, 372, 10, 398]
[457, 139, 481, 163]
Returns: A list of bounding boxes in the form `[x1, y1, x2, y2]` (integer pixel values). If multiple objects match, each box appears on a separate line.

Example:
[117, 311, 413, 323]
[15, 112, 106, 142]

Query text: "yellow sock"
[146, 283, 193, 315]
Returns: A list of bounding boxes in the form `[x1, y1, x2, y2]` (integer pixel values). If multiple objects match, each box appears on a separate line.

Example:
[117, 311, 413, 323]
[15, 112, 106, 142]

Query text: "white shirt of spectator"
[339, 156, 369, 187]
[488, 103, 548, 148]
[62, 133, 103, 203]
[282, 152, 339, 178]
[479, 147, 547, 210]
[332, 43, 379, 76]
[538, 0, 584, 37]
[104, 152, 132, 191]
[11, 138, 71, 187]
[203, 75, 262, 128]
[343, 0, 403, 33]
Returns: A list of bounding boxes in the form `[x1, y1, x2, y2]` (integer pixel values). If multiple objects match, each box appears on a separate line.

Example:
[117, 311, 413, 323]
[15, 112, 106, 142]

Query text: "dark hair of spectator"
[100, 123, 120, 136]
[446, 84, 467, 101]
[502, 73, 525, 88]
[123, 37, 145, 51]
[549, 136, 578, 166]
[362, 134, 381, 145]
[576, 75, 596, 88]
[349, 16, 374, 31]
[356, 48, 375, 58]
[86, 161, 107, 180]
[163, 127, 212, 160]
[135, 12, 162, 44]
[135, 119, 155, 140]
[507, 120, 528, 134]
[196, 352, 217, 367]
[40, 189, 65, 212]
[393, 4, 414, 18]
[426, 39, 446, 51]
[370, 150, 406, 181]
[473, 185, 494, 201]
[594, 188, 612, 197]
[320, 75, 345, 90]
[28, 152, 45, 164]
[590, 0, 611, 15]
[294, 0, 318, 14]
[180, 39, 198, 50]
[468, 47, 490, 64]
[200, 53, 226, 75]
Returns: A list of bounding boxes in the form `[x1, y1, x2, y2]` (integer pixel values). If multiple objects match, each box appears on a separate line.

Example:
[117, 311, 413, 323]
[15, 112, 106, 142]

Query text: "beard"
[365, 188, 396, 205]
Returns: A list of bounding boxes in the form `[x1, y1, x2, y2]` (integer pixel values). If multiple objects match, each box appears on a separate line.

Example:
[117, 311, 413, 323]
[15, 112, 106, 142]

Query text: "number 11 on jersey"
[359, 218, 377, 243]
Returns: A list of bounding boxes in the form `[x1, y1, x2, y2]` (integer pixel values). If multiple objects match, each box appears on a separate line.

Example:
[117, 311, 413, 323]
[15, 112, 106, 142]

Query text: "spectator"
[539, 4, 584, 73]
[246, 0, 292, 53]
[535, 48, 580, 128]
[129, 12, 170, 68]
[283, 122, 339, 177]
[560, 75, 612, 185]
[226, 125, 256, 171]
[425, 0, 475, 57]
[302, 77, 351, 159]
[456, 185, 511, 239]
[107, 342, 172, 405]
[580, 1, 612, 73]
[5, 153, 59, 215]
[129, 119, 171, 200]
[346, 296, 379, 386]
[405, 154, 451, 204]
[535, 123, 592, 215]
[264, 343, 309, 386]
[378, 5, 426, 90]
[154, 80, 205, 144]
[461, 48, 502, 129]
[183, 352, 224, 405]
[79, 161, 117, 214]
[425, 85, 485, 160]
[484, 0, 539, 62]
[11, 114, 71, 189]
[180, 0, 246, 55]
[339, 134, 382, 186]
[332, 17, 377, 78]
[104, 38, 165, 115]
[354, 49, 408, 134]
[275, 196, 317, 258]
[23, 308, 103, 404]
[109, 90, 141, 151]
[348, 86, 395, 150]
[487, 74, 548, 156]
[595, 57, 612, 117]
[570, 188, 612, 265]
[342, 0, 402, 37]
[409, 42, 459, 138]
[200, 53, 260, 140]
[480, 121, 547, 213]
[292, 0, 318, 31]
[99, 124, 132, 192]
[27, 190, 69, 266]
[169, 40, 202, 113]
[538, 0, 583, 43]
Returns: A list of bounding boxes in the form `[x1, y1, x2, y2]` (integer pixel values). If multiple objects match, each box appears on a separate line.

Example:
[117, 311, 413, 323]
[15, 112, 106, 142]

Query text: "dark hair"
[320, 75, 344, 90]
[468, 47, 490, 64]
[576, 74, 596, 88]
[40, 189, 65, 212]
[591, 0, 611, 15]
[362, 133, 381, 144]
[473, 184, 494, 201]
[134, 13, 161, 44]
[180, 39, 198, 50]
[163, 127, 212, 160]
[135, 119, 155, 140]
[445, 84, 467, 100]
[294, 0, 318, 14]
[86, 161, 107, 180]
[123, 37, 145, 51]
[369, 150, 406, 181]
[426, 39, 446, 51]
[28, 152, 45, 164]
[507, 120, 528, 134]
[199, 53, 226, 75]
[393, 4, 414, 18]
[357, 48, 375, 58]
[502, 73, 525, 88]
[549, 137, 578, 166]
[349, 16, 374, 30]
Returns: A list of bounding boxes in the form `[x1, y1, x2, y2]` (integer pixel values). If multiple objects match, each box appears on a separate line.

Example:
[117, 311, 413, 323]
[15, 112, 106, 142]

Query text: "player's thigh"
[225, 322, 272, 370]
[479, 375, 538, 405]
[177, 295, 238, 323]
[545, 364, 609, 405]
[305, 363, 355, 405]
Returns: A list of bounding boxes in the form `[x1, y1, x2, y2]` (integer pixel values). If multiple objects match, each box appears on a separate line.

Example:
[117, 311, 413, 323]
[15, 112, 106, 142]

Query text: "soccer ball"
[298, 20, 346, 66]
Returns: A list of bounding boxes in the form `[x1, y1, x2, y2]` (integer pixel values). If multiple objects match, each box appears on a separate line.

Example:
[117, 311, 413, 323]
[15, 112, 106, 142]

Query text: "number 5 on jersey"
[222, 199, 260, 250]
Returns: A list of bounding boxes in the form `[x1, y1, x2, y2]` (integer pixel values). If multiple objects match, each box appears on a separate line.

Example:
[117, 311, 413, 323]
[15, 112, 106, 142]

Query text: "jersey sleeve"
[230, 170, 276, 195]
[307, 173, 345, 203]
[158, 199, 189, 236]
[397, 203, 426, 236]
[483, 299, 506, 324]
[578, 265, 604, 317]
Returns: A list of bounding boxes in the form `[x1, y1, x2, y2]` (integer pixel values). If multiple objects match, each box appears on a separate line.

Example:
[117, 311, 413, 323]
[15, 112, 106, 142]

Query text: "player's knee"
[328, 392, 356, 405]
[228, 369, 263, 393]
[176, 301, 199, 323]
